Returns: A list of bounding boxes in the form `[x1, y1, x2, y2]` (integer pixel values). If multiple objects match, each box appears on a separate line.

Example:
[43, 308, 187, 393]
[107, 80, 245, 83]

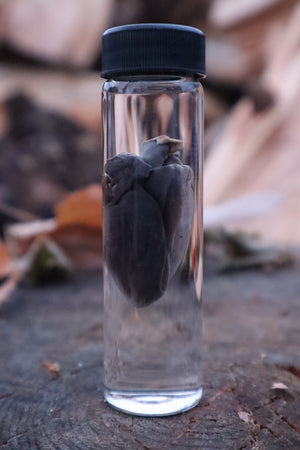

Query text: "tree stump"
[0, 257, 299, 449]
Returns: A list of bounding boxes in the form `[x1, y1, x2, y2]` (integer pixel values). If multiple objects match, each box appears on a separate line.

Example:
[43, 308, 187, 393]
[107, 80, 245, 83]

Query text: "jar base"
[104, 387, 202, 416]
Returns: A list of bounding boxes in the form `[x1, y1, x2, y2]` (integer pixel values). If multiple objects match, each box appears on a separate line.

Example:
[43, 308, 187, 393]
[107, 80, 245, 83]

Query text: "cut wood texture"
[0, 258, 299, 448]
[209, 0, 293, 29]
[205, 38, 252, 84]
[204, 2, 300, 244]
[0, 0, 113, 67]
[208, 0, 299, 81]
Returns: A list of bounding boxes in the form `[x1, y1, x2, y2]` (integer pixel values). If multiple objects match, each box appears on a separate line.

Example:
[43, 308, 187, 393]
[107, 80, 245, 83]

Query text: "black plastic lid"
[101, 23, 206, 79]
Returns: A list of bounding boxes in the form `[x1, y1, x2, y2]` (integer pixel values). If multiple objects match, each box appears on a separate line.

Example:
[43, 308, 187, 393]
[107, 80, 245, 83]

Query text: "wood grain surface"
[0, 258, 299, 449]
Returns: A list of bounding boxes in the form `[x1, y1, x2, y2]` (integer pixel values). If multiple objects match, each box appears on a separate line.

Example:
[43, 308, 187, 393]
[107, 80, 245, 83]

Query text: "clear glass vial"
[101, 24, 206, 416]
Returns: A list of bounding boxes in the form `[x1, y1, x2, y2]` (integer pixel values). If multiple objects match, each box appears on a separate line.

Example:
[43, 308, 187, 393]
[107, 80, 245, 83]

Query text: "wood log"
[0, 0, 114, 67]
[204, 3, 300, 245]
[208, 0, 299, 81]
[0, 94, 100, 221]
[110, 0, 210, 29]
[0, 65, 101, 134]
[209, 0, 295, 29]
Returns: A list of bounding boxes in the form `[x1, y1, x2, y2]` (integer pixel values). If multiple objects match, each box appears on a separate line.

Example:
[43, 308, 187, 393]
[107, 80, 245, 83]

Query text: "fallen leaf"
[6, 185, 103, 273]
[50, 224, 102, 270]
[55, 184, 102, 229]
[42, 361, 61, 377]
[189, 416, 199, 424]
[6, 220, 102, 271]
[6, 219, 57, 257]
[0, 240, 13, 279]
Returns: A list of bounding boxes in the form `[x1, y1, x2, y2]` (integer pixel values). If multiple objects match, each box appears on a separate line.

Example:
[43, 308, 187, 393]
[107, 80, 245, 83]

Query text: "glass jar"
[101, 24, 205, 416]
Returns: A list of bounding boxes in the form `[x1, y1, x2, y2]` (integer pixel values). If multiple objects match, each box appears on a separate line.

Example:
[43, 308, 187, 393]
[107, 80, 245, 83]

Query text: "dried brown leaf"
[50, 224, 102, 270]
[6, 186, 103, 272]
[55, 184, 102, 229]
[0, 240, 12, 279]
[6, 219, 57, 257]
[42, 361, 61, 377]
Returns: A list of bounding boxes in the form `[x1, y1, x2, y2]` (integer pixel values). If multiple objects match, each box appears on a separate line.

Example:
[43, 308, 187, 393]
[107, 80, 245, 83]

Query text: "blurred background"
[0, 0, 299, 289]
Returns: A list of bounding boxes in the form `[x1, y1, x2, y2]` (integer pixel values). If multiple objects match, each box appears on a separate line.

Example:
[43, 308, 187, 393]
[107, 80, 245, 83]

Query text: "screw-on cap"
[101, 23, 206, 79]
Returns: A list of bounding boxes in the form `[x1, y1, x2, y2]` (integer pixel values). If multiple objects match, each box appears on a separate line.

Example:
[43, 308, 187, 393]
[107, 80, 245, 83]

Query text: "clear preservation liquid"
[102, 77, 203, 415]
